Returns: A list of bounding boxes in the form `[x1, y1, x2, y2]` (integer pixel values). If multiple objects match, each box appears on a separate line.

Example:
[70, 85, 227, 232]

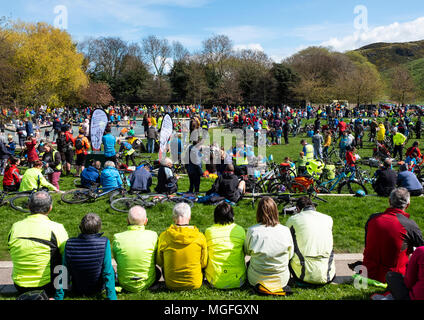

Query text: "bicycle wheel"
[109, 189, 128, 203]
[267, 182, 289, 194]
[61, 189, 90, 204]
[10, 194, 31, 213]
[337, 181, 368, 195]
[110, 197, 145, 213]
[73, 178, 82, 187]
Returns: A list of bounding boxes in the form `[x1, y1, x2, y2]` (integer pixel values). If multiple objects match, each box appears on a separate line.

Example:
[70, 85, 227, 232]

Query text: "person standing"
[102, 126, 117, 165]
[74, 129, 91, 177]
[312, 130, 324, 160]
[42, 143, 62, 191]
[393, 128, 407, 161]
[146, 122, 158, 154]
[186, 140, 203, 194]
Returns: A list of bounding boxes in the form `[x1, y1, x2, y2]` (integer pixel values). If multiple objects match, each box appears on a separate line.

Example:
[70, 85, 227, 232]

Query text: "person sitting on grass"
[155, 157, 178, 195]
[385, 246, 424, 300]
[286, 196, 336, 287]
[3, 157, 22, 192]
[205, 202, 246, 289]
[54, 213, 117, 300]
[372, 159, 397, 197]
[205, 164, 246, 204]
[129, 165, 152, 194]
[80, 160, 101, 189]
[100, 161, 123, 192]
[244, 197, 294, 296]
[19, 160, 59, 193]
[156, 203, 207, 291]
[112, 206, 160, 293]
[397, 164, 423, 197]
[8, 191, 68, 297]
[362, 188, 424, 284]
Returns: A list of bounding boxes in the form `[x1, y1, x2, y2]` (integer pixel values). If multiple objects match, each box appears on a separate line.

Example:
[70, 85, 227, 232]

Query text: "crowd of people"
[2, 102, 424, 301]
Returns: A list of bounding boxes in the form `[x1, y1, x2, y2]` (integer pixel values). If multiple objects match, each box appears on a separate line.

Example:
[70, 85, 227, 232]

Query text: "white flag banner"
[159, 114, 173, 160]
[90, 109, 109, 151]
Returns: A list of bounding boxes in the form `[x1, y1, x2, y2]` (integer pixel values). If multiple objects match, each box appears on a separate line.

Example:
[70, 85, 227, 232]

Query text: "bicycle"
[9, 188, 50, 213]
[110, 193, 194, 213]
[315, 166, 368, 195]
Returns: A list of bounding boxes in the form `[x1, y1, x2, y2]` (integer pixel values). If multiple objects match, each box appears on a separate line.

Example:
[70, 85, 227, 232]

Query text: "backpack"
[75, 137, 84, 150]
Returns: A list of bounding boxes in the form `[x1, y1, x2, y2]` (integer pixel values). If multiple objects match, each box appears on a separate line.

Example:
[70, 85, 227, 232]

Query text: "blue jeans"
[147, 138, 155, 153]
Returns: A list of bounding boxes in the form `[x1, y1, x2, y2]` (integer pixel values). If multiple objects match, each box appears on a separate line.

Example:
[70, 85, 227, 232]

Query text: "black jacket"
[207, 171, 241, 202]
[373, 168, 398, 197]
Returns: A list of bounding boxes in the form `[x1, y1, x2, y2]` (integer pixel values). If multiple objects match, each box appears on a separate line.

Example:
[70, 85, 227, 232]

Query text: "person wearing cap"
[286, 197, 336, 286]
[373, 159, 398, 197]
[397, 164, 423, 196]
[362, 188, 424, 283]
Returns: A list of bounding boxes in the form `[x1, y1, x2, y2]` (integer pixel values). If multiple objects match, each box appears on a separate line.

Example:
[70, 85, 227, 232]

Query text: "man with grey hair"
[8, 191, 68, 297]
[155, 157, 178, 194]
[362, 188, 424, 283]
[100, 160, 123, 192]
[54, 213, 117, 300]
[157, 203, 207, 290]
[112, 206, 160, 293]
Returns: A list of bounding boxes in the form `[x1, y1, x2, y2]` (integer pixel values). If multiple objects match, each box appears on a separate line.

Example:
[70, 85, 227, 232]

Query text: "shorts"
[65, 150, 74, 164]
[76, 153, 86, 166]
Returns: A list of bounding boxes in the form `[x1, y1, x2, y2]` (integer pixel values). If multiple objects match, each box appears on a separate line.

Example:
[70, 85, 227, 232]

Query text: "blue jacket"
[54, 234, 116, 300]
[129, 167, 152, 192]
[80, 166, 100, 188]
[100, 167, 123, 191]
[397, 171, 423, 191]
[102, 134, 116, 157]
[25, 121, 33, 136]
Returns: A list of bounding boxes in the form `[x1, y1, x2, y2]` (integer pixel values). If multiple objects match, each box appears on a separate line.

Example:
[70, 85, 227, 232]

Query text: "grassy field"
[1, 122, 423, 300]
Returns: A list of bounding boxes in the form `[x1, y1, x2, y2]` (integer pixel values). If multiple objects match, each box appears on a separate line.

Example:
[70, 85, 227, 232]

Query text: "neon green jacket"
[19, 167, 56, 192]
[8, 214, 68, 288]
[304, 144, 314, 160]
[112, 225, 158, 293]
[205, 223, 246, 289]
[393, 132, 407, 146]
[286, 209, 336, 285]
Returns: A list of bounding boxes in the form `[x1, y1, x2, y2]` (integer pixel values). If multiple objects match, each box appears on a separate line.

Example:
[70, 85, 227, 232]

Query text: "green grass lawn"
[1, 123, 423, 300]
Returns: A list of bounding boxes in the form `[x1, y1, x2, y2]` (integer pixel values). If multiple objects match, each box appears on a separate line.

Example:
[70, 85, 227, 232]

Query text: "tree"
[80, 81, 113, 106]
[142, 35, 172, 77]
[185, 58, 210, 105]
[390, 66, 417, 106]
[169, 60, 189, 103]
[270, 63, 300, 105]
[8, 21, 88, 107]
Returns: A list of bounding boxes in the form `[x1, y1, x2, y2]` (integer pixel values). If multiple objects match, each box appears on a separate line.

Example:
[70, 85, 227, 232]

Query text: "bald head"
[128, 206, 147, 226]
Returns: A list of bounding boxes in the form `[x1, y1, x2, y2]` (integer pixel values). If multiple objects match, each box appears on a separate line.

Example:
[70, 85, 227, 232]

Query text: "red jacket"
[363, 208, 424, 283]
[405, 246, 424, 300]
[25, 139, 39, 162]
[3, 165, 21, 186]
[346, 151, 356, 167]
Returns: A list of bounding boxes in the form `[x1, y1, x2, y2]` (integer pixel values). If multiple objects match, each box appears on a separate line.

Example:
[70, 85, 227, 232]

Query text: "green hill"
[355, 40, 424, 73]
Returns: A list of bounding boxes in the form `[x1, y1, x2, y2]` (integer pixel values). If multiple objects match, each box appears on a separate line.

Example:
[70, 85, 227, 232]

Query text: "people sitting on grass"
[204, 202, 246, 289]
[3, 157, 22, 192]
[397, 164, 423, 197]
[205, 164, 246, 204]
[80, 160, 101, 188]
[362, 188, 424, 284]
[156, 203, 207, 291]
[100, 161, 123, 192]
[155, 158, 178, 195]
[8, 191, 68, 297]
[129, 165, 153, 194]
[386, 246, 424, 300]
[244, 197, 294, 295]
[112, 206, 160, 293]
[54, 213, 117, 300]
[286, 196, 336, 286]
[372, 159, 397, 197]
[19, 160, 60, 193]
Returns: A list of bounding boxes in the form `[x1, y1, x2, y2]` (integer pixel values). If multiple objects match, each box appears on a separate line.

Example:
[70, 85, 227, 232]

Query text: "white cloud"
[321, 16, 424, 52]
[233, 43, 264, 52]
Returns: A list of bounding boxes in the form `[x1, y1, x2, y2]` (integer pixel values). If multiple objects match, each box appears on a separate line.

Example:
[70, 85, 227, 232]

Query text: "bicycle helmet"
[355, 190, 366, 198]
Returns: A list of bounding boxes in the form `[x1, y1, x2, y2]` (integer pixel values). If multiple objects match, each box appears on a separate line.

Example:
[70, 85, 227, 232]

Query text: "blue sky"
[3, 0, 424, 61]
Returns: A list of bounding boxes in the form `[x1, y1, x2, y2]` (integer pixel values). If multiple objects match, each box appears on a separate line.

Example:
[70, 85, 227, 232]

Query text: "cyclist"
[80, 160, 101, 189]
[19, 160, 59, 193]
[100, 161, 123, 192]
[3, 157, 22, 192]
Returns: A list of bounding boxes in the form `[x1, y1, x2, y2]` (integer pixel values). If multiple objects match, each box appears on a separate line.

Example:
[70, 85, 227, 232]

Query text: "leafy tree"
[390, 66, 417, 106]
